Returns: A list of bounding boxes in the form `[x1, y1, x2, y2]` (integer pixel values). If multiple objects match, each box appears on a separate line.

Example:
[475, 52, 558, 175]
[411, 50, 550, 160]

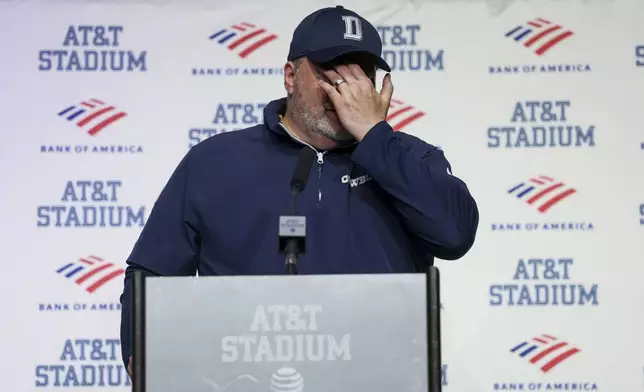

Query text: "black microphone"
[280, 147, 316, 275]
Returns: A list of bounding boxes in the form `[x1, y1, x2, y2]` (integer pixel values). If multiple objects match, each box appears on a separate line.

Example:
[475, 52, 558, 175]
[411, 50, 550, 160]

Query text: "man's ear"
[283, 61, 298, 95]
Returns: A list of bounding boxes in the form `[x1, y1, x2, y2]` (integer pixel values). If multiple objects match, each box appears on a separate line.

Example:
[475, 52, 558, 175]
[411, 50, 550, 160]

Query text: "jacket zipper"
[315, 151, 324, 203]
[278, 123, 327, 203]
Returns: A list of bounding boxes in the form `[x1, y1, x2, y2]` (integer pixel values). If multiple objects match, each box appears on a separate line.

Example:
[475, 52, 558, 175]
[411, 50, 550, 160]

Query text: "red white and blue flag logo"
[386, 99, 426, 132]
[507, 175, 576, 213]
[57, 98, 127, 136]
[56, 255, 124, 293]
[505, 18, 574, 56]
[511, 334, 581, 373]
[209, 22, 278, 58]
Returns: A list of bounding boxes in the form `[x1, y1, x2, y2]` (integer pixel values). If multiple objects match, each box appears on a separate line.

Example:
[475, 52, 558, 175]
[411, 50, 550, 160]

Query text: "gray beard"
[289, 94, 354, 143]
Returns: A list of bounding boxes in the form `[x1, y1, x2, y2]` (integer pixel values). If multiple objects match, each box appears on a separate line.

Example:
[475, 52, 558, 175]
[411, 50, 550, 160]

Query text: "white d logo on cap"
[342, 15, 362, 41]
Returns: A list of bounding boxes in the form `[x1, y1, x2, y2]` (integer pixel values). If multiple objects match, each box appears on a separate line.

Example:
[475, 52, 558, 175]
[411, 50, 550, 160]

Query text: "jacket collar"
[263, 97, 290, 138]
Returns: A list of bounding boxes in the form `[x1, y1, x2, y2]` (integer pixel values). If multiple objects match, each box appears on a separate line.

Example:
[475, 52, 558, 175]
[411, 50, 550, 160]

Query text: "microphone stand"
[285, 244, 298, 275]
[280, 147, 315, 275]
[285, 186, 302, 275]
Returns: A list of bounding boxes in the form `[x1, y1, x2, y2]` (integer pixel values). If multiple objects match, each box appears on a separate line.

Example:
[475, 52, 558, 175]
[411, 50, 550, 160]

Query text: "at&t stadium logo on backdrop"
[490, 17, 591, 75]
[489, 257, 598, 307]
[193, 21, 282, 77]
[39, 25, 146, 72]
[636, 45, 644, 67]
[42, 97, 143, 154]
[189, 103, 267, 148]
[488, 100, 594, 148]
[491, 175, 594, 232]
[37, 180, 147, 228]
[375, 24, 444, 71]
[39, 255, 123, 313]
[35, 338, 130, 387]
[493, 333, 597, 391]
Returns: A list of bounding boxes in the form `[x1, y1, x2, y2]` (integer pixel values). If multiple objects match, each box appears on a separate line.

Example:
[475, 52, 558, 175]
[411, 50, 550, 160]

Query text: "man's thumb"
[127, 356, 133, 377]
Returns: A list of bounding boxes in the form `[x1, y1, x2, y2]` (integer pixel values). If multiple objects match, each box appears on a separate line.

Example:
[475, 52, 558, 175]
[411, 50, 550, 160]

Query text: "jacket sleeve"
[119, 154, 201, 367]
[350, 120, 479, 261]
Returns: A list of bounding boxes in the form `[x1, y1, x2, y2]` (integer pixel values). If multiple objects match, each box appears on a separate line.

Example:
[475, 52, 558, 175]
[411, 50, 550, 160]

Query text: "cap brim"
[305, 45, 392, 72]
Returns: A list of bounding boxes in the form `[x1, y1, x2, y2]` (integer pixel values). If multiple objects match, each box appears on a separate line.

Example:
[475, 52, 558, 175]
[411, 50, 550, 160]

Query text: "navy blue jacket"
[119, 97, 479, 366]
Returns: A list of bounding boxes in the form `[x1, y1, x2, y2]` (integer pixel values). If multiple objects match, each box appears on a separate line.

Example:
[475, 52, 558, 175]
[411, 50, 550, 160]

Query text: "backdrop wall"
[1, 0, 643, 390]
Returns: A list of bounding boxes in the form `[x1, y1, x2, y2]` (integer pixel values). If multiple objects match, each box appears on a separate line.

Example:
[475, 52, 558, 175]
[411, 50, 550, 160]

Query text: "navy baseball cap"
[287, 5, 391, 72]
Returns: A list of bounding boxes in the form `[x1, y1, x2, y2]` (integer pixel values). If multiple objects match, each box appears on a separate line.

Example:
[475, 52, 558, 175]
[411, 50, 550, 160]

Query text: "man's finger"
[334, 65, 357, 84]
[347, 64, 369, 81]
[323, 69, 347, 86]
[380, 73, 394, 105]
[319, 80, 343, 106]
[127, 356, 133, 377]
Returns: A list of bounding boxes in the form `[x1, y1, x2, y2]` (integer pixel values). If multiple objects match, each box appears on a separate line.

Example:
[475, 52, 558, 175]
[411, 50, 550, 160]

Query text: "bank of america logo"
[58, 98, 127, 136]
[505, 18, 574, 56]
[387, 99, 426, 132]
[508, 175, 576, 213]
[209, 22, 277, 58]
[56, 255, 124, 293]
[511, 334, 581, 373]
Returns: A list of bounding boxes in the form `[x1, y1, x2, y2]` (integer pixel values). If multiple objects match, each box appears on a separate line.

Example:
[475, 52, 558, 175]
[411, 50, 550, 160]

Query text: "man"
[119, 5, 479, 376]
